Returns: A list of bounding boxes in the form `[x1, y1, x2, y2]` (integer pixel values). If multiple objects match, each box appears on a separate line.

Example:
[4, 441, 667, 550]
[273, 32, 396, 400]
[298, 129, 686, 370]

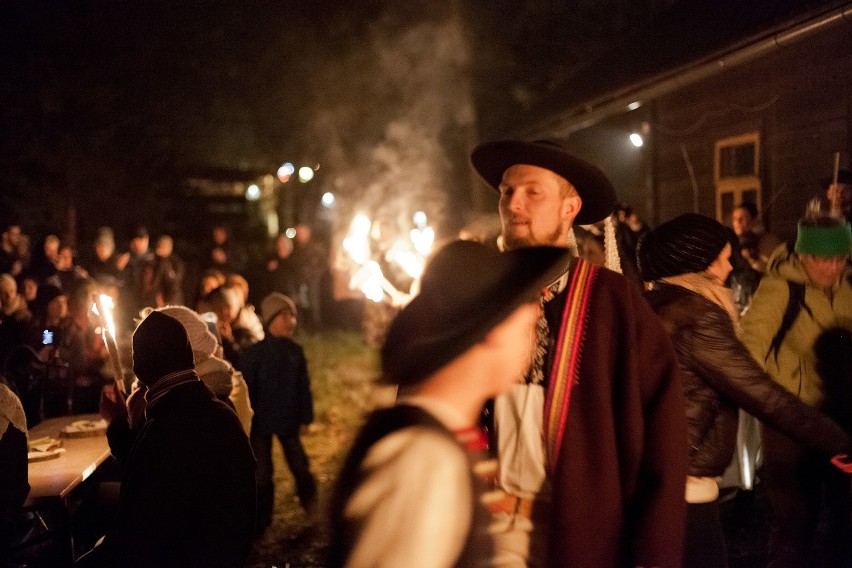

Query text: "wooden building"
[515, 1, 852, 239]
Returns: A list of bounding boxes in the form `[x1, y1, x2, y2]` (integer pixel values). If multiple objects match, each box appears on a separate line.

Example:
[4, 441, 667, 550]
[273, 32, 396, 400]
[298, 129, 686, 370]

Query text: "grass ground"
[246, 330, 394, 568]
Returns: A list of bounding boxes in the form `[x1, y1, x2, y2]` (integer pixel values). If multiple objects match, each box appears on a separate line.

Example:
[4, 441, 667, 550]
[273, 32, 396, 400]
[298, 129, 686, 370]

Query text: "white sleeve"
[228, 370, 254, 436]
[343, 427, 473, 568]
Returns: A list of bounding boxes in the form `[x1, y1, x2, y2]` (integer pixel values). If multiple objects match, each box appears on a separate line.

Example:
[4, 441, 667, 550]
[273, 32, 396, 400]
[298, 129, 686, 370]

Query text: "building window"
[714, 133, 760, 223]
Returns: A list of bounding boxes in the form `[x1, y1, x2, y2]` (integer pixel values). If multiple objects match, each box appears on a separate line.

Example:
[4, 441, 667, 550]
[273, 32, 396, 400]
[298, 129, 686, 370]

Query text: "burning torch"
[829, 151, 842, 216]
[92, 293, 125, 394]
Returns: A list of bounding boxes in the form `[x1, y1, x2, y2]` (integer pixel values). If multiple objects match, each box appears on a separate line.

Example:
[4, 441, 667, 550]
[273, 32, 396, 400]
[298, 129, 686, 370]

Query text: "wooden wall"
[653, 24, 851, 239]
[565, 23, 852, 239]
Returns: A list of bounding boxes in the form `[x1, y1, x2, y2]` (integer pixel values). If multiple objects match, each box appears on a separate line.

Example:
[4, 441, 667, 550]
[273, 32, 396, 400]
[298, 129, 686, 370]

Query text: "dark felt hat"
[381, 240, 570, 387]
[637, 213, 730, 281]
[470, 139, 618, 225]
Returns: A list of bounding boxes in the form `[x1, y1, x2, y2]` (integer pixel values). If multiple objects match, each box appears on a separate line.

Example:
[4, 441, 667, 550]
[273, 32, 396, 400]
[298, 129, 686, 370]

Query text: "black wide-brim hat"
[382, 240, 570, 387]
[471, 139, 618, 225]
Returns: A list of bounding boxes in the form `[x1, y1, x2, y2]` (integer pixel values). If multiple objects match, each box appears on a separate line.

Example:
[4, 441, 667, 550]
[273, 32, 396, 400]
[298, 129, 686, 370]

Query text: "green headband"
[795, 221, 852, 256]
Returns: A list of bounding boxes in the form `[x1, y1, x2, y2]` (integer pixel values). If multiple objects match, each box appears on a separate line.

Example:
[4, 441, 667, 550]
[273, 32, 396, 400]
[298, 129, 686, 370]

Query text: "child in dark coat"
[237, 293, 316, 532]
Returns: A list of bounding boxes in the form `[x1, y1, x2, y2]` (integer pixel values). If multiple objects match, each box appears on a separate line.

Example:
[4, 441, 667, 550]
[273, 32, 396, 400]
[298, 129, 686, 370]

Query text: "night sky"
[0, 0, 835, 243]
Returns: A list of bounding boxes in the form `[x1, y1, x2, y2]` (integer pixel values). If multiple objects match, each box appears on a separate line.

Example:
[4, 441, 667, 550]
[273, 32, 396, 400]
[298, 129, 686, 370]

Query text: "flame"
[91, 293, 117, 341]
[350, 262, 386, 303]
[410, 226, 434, 257]
[343, 213, 373, 266]
[342, 210, 435, 305]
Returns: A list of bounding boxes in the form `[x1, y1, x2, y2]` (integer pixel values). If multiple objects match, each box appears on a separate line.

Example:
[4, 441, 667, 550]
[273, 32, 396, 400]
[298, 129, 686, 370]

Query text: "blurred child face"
[4, 225, 22, 247]
[267, 309, 297, 337]
[130, 236, 149, 255]
[95, 241, 114, 261]
[213, 301, 236, 325]
[16, 236, 29, 258]
[44, 235, 60, 259]
[705, 243, 733, 285]
[56, 247, 74, 270]
[276, 235, 293, 258]
[201, 276, 221, 296]
[226, 277, 249, 305]
[800, 254, 847, 288]
[484, 302, 539, 397]
[155, 237, 173, 257]
[295, 225, 311, 244]
[0, 285, 14, 306]
[731, 208, 753, 237]
[47, 295, 68, 321]
[23, 278, 38, 302]
[213, 227, 227, 245]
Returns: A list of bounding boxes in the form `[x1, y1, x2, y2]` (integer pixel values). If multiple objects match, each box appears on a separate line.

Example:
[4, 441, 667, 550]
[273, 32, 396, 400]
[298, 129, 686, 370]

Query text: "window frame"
[714, 132, 761, 223]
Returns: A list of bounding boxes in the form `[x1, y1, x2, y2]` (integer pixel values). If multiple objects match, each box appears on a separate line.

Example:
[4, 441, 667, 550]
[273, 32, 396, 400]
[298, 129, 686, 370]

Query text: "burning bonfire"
[339, 211, 435, 346]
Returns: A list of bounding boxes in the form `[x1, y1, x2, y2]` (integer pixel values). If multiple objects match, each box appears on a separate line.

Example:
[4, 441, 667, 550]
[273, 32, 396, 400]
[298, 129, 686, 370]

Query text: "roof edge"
[517, 2, 852, 139]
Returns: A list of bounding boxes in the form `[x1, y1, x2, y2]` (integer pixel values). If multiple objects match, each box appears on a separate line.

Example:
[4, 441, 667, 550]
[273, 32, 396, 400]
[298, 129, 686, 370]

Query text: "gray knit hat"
[156, 305, 219, 358]
[260, 293, 297, 326]
[637, 213, 730, 281]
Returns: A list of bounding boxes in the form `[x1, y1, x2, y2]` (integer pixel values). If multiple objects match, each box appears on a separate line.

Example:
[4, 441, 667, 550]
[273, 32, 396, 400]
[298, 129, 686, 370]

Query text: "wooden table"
[26, 413, 112, 504]
[22, 413, 114, 565]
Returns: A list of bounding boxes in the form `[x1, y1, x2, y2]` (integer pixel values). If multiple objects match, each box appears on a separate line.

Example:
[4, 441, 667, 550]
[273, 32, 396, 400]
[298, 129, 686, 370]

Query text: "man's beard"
[502, 223, 565, 251]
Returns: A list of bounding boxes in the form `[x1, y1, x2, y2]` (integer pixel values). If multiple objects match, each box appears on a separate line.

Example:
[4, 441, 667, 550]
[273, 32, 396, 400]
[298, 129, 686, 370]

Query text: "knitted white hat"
[195, 356, 234, 398]
[155, 305, 219, 357]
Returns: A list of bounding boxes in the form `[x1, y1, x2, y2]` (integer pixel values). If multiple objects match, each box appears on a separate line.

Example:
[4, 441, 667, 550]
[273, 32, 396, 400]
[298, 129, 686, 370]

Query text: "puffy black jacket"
[645, 282, 850, 477]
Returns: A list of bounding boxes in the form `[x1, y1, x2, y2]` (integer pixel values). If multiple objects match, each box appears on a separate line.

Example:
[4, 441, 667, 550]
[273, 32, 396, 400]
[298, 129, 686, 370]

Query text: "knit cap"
[637, 213, 730, 281]
[260, 293, 296, 326]
[155, 305, 219, 358]
[794, 220, 851, 256]
[132, 311, 194, 384]
[195, 356, 234, 398]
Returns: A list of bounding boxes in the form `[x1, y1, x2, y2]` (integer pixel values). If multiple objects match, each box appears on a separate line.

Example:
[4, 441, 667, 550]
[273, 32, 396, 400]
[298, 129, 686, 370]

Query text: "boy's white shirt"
[342, 395, 473, 568]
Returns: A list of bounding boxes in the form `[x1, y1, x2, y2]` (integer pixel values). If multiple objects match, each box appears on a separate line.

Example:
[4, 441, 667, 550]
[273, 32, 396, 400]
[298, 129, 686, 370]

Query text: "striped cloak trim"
[543, 258, 598, 475]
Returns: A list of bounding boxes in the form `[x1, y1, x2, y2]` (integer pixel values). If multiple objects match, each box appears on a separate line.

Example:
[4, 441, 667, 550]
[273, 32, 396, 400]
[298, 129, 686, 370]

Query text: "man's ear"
[562, 195, 582, 224]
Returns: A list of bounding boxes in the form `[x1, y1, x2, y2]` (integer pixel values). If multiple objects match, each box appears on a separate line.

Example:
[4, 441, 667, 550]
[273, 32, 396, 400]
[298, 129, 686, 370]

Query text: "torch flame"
[91, 292, 125, 392]
[91, 293, 117, 341]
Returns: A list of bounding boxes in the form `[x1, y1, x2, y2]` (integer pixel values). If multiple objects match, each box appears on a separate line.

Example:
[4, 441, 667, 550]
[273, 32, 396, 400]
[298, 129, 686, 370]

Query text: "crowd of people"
[0, 220, 329, 422]
[0, 220, 326, 565]
[1, 142, 850, 568]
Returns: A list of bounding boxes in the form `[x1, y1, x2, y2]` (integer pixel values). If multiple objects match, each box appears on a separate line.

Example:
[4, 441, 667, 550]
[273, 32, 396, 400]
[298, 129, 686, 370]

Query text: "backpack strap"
[765, 281, 811, 363]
